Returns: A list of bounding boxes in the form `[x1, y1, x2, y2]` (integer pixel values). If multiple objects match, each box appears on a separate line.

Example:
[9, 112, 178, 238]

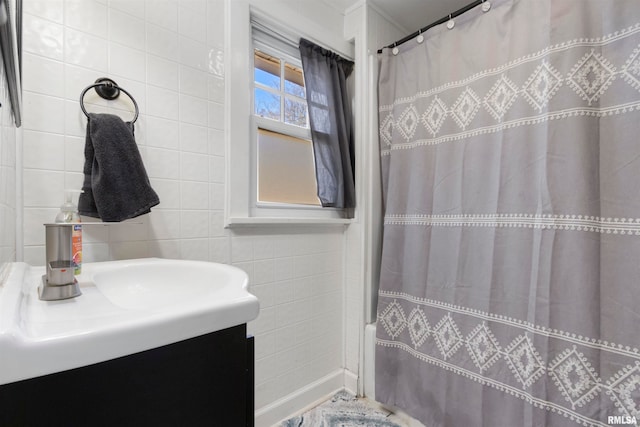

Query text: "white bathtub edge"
[364, 322, 377, 399]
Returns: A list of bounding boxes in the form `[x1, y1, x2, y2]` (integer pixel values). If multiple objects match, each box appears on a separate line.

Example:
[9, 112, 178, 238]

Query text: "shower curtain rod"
[377, 0, 483, 54]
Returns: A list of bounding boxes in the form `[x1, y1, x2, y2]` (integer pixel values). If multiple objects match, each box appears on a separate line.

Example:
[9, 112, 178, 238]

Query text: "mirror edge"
[0, 0, 22, 128]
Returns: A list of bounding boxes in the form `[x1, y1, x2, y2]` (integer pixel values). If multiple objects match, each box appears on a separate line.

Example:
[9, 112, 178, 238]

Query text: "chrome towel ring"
[80, 77, 139, 124]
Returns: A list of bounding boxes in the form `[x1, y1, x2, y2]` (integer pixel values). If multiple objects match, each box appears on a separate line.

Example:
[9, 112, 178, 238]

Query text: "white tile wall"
[245, 230, 344, 409]
[21, 0, 348, 412]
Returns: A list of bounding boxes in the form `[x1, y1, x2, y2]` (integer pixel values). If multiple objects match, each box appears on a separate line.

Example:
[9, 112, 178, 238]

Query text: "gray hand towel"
[78, 113, 160, 222]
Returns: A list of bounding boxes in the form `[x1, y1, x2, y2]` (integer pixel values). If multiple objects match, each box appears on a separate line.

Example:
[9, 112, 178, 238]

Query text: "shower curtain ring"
[392, 42, 399, 56]
[482, 0, 491, 12]
[447, 14, 455, 30]
[417, 29, 424, 44]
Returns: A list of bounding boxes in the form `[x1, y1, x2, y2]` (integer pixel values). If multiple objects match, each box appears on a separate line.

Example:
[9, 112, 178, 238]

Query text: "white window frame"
[225, 0, 353, 227]
[252, 38, 321, 210]
[253, 41, 308, 129]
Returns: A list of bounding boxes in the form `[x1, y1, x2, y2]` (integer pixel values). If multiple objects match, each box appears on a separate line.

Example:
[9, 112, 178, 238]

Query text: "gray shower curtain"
[375, 1, 640, 426]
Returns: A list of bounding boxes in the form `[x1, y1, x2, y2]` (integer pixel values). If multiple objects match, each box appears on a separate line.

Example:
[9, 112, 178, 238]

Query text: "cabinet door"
[0, 325, 250, 427]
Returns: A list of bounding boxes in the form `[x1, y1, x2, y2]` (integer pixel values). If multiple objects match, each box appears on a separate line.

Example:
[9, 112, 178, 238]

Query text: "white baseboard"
[254, 366, 424, 427]
[255, 369, 345, 427]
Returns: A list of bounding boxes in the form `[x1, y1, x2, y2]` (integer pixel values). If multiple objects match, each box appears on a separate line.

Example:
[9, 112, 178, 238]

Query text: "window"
[225, 2, 353, 226]
[254, 50, 307, 127]
[252, 30, 321, 207]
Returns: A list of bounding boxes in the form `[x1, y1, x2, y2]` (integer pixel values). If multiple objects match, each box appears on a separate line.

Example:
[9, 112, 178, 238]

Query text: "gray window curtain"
[299, 38, 355, 209]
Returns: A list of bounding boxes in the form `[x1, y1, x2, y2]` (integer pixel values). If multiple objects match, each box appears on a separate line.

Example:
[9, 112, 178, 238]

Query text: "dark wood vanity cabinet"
[0, 325, 254, 427]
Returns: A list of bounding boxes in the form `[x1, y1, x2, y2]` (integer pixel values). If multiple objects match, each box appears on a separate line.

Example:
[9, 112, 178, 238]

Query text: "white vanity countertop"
[0, 258, 259, 385]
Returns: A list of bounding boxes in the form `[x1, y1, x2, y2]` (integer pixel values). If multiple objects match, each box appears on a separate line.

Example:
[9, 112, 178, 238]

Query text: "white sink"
[0, 258, 259, 385]
[93, 261, 235, 310]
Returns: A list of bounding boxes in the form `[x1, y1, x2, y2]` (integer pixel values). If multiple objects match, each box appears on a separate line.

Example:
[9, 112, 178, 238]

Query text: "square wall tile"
[146, 0, 178, 32]
[148, 209, 181, 240]
[179, 65, 208, 99]
[23, 131, 65, 171]
[109, 8, 145, 51]
[231, 236, 253, 263]
[65, 0, 108, 38]
[144, 147, 180, 179]
[22, 54, 64, 98]
[178, 5, 206, 43]
[109, 43, 146, 82]
[180, 152, 208, 182]
[181, 181, 209, 209]
[147, 55, 179, 91]
[23, 169, 65, 207]
[252, 259, 275, 285]
[180, 210, 208, 239]
[23, 14, 63, 60]
[179, 36, 208, 71]
[179, 94, 208, 126]
[23, 92, 65, 134]
[64, 27, 109, 71]
[180, 123, 207, 154]
[147, 86, 179, 120]
[146, 23, 179, 61]
[146, 116, 179, 150]
[253, 236, 275, 260]
[180, 238, 209, 261]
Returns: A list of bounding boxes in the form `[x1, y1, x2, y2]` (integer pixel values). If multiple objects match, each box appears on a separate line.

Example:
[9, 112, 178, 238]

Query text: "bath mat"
[280, 390, 408, 427]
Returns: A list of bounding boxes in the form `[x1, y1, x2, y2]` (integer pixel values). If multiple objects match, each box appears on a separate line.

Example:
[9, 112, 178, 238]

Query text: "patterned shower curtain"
[375, 1, 640, 426]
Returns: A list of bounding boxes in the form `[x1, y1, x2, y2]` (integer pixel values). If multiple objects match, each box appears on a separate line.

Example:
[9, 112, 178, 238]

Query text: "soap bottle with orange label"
[55, 189, 83, 275]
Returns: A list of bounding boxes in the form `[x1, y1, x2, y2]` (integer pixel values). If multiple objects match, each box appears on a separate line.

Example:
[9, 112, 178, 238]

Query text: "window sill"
[225, 216, 352, 228]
